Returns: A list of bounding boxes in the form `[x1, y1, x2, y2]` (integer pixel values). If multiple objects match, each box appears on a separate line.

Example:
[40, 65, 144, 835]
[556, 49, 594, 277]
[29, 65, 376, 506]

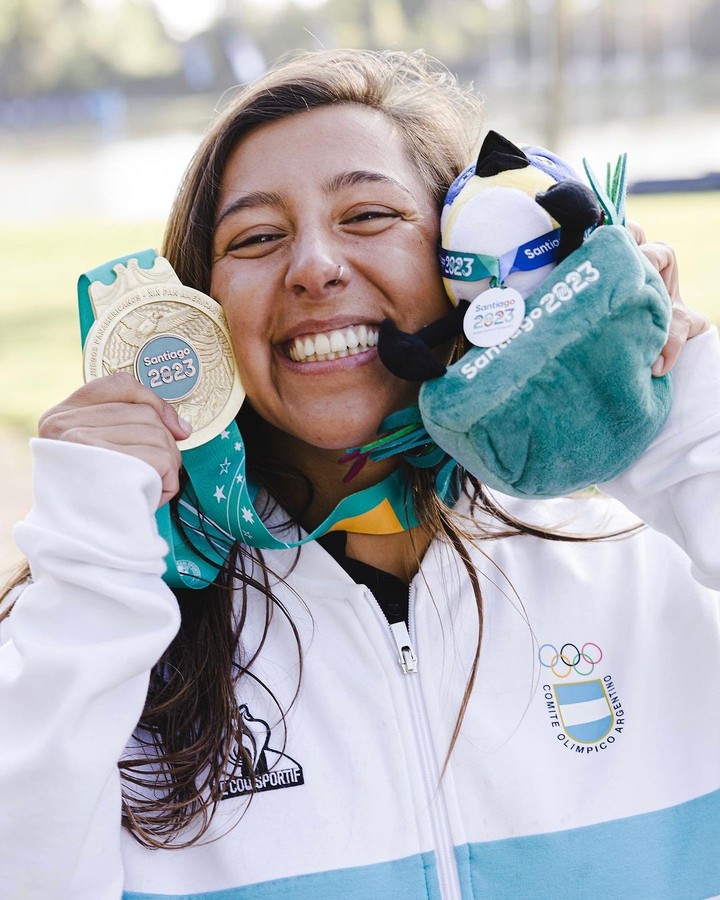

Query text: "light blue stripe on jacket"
[123, 850, 439, 900]
[459, 786, 720, 899]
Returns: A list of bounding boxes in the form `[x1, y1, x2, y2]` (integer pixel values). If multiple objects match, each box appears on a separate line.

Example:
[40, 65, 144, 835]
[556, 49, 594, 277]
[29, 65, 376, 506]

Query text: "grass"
[626, 192, 719, 319]
[1, 193, 717, 436]
[1, 219, 164, 435]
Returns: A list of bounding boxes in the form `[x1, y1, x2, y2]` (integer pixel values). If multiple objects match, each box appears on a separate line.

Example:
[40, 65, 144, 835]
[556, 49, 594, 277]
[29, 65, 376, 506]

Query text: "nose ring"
[333, 264, 344, 283]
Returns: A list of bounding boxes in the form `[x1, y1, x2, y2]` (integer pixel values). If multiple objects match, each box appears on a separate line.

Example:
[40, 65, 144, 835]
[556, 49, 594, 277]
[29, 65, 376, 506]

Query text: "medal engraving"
[84, 259, 244, 449]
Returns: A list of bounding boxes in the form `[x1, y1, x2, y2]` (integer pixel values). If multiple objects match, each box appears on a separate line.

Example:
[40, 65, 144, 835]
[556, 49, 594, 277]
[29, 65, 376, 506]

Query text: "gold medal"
[83, 256, 244, 449]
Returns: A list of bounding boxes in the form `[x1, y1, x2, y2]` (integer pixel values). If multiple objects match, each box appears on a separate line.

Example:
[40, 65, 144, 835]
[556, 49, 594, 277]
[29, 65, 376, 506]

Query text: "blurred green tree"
[0, 0, 180, 98]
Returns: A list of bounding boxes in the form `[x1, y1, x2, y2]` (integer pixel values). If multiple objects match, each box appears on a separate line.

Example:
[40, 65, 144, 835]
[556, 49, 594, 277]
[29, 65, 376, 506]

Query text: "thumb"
[157, 401, 193, 442]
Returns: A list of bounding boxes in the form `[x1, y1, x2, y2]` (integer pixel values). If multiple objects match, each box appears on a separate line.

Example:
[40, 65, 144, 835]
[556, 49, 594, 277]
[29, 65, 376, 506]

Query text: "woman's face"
[211, 103, 449, 453]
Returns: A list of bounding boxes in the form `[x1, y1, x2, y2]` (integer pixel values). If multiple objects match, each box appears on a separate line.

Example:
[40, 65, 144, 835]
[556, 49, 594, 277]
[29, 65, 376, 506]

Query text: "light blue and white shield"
[554, 679, 613, 743]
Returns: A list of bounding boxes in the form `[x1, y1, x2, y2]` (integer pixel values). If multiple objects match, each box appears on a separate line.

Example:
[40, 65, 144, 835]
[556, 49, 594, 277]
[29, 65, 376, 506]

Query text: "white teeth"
[329, 330, 346, 352]
[314, 333, 331, 356]
[286, 324, 379, 363]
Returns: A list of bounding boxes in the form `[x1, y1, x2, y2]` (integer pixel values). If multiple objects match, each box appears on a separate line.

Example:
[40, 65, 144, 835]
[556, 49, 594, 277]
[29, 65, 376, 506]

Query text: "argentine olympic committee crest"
[83, 256, 244, 449]
[538, 641, 626, 754]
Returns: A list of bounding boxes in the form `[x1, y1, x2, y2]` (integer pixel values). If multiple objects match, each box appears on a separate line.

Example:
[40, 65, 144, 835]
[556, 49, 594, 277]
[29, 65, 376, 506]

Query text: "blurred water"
[1, 109, 718, 225]
[0, 131, 201, 224]
[480, 109, 720, 187]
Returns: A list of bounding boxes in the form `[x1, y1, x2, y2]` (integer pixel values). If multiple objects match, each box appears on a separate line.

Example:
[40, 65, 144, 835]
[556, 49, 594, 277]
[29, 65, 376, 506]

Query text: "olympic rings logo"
[538, 642, 603, 678]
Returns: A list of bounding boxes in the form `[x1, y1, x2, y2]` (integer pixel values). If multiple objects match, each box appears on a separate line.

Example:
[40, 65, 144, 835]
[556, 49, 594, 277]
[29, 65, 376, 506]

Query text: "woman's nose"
[284, 235, 346, 297]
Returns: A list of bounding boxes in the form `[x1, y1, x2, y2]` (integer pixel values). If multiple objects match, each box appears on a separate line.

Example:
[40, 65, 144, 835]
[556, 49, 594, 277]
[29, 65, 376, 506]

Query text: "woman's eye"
[227, 231, 284, 254]
[343, 209, 400, 227]
[349, 211, 392, 221]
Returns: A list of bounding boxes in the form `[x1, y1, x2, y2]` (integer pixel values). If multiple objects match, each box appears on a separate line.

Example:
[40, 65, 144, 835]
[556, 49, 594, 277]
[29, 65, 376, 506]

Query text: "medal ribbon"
[78, 251, 422, 589]
[439, 228, 561, 285]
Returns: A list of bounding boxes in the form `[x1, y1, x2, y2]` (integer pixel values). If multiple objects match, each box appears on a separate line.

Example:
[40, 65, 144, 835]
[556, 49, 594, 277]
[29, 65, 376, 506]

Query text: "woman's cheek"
[210, 263, 246, 312]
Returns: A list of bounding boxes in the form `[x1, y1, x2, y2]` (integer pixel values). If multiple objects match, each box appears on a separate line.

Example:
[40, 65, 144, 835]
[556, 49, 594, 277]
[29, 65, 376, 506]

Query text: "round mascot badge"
[82, 256, 244, 449]
[462, 286, 526, 348]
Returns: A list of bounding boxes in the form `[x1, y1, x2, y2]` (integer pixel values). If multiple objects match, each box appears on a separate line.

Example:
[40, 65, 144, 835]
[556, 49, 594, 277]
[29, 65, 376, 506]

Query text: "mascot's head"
[440, 130, 600, 305]
[375, 130, 602, 385]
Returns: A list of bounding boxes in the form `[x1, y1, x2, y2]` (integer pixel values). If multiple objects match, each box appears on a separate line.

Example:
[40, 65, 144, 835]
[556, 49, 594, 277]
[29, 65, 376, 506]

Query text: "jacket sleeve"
[601, 326, 720, 591]
[0, 440, 180, 899]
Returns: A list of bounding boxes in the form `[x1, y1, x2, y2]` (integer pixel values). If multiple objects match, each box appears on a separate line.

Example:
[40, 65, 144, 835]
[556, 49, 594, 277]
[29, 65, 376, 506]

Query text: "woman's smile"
[283, 322, 379, 363]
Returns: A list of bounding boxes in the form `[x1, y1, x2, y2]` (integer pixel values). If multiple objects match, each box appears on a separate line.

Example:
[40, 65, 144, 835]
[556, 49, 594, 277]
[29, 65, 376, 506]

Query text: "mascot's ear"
[475, 130, 530, 178]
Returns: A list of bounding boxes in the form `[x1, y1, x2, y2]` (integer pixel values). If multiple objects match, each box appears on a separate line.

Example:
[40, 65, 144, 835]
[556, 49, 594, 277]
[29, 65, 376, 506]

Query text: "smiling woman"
[211, 105, 448, 467]
[2, 48, 720, 900]
[163, 49, 481, 535]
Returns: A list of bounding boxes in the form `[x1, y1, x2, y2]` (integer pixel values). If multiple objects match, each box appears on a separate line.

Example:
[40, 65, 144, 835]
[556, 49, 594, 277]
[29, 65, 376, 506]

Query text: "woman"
[1, 49, 718, 899]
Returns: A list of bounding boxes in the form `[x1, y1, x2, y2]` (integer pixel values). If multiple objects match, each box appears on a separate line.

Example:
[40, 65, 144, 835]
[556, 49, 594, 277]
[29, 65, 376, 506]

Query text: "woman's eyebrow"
[215, 189, 285, 227]
[325, 170, 414, 197]
[215, 170, 412, 227]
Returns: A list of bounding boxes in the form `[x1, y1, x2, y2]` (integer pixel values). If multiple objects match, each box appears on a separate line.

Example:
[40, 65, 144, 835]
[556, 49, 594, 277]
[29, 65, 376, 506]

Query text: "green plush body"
[418, 225, 673, 498]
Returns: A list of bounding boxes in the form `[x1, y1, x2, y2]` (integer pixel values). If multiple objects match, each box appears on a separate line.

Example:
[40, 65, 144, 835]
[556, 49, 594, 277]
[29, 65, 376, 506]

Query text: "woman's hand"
[628, 222, 711, 376]
[38, 374, 191, 508]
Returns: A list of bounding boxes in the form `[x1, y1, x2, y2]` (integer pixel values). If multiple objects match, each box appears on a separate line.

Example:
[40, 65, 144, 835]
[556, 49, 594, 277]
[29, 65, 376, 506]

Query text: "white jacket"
[2, 329, 719, 900]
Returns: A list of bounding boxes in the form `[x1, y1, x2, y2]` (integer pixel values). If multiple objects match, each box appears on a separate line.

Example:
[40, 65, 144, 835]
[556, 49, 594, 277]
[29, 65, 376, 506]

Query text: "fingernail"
[651, 357, 664, 376]
[178, 416, 193, 436]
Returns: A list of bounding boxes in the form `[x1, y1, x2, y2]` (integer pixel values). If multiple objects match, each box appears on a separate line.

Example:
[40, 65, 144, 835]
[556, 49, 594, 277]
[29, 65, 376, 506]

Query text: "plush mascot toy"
[379, 131, 603, 381]
[366, 131, 674, 498]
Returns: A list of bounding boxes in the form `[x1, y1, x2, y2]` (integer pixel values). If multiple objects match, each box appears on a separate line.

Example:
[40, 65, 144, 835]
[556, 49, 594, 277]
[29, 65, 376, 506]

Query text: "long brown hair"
[139, 48, 488, 847]
[1, 49, 633, 848]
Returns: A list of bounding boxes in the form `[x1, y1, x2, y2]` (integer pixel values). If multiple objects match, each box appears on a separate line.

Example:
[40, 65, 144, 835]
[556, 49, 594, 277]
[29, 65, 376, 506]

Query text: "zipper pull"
[390, 621, 418, 674]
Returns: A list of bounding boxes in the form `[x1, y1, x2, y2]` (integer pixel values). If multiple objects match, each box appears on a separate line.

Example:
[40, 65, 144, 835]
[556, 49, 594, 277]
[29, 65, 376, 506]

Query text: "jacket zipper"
[365, 587, 462, 900]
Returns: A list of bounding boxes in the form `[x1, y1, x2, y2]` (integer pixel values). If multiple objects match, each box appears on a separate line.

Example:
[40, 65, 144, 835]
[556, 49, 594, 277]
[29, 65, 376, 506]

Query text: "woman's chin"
[295, 431, 377, 454]
[298, 415, 395, 453]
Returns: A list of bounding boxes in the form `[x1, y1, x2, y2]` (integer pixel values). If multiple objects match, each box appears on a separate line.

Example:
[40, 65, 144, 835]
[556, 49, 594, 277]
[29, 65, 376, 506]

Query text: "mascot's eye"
[534, 155, 555, 167]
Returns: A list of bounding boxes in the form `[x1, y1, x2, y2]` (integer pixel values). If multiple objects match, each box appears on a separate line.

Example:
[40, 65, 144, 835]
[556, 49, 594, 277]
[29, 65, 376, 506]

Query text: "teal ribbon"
[439, 248, 498, 282]
[78, 251, 426, 589]
[155, 420, 419, 588]
[345, 406, 462, 506]
[439, 228, 561, 286]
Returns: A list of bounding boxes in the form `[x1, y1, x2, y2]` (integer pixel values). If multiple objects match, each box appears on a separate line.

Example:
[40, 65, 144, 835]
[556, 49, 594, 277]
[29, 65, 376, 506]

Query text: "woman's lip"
[273, 344, 378, 373]
[278, 317, 381, 343]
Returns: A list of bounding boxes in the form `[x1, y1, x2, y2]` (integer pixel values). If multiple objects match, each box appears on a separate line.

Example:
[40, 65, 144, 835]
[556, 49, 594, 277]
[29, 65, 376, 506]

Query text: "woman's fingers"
[635, 240, 710, 377]
[639, 242, 680, 302]
[40, 373, 192, 442]
[38, 374, 191, 507]
[653, 303, 698, 376]
[626, 220, 647, 245]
